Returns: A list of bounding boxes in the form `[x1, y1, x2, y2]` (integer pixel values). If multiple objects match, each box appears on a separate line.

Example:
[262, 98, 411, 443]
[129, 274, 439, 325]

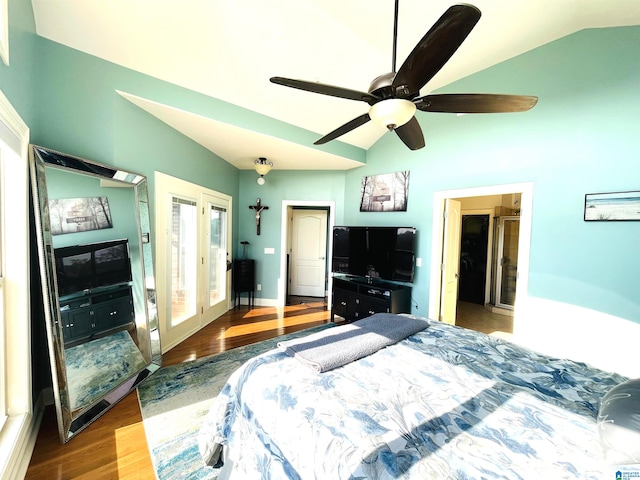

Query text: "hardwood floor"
[25, 300, 331, 480]
[455, 301, 514, 339]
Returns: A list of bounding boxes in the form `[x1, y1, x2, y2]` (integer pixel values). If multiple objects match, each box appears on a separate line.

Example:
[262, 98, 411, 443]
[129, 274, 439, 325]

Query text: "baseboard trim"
[234, 297, 277, 307]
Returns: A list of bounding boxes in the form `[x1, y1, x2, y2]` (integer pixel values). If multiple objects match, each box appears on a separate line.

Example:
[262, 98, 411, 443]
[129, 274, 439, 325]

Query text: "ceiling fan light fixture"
[254, 157, 273, 176]
[254, 157, 273, 185]
[369, 99, 416, 130]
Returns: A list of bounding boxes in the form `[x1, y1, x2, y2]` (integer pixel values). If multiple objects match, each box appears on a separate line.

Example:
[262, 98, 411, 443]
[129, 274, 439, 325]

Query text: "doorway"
[459, 214, 490, 305]
[279, 201, 335, 308]
[289, 209, 328, 298]
[428, 183, 532, 336]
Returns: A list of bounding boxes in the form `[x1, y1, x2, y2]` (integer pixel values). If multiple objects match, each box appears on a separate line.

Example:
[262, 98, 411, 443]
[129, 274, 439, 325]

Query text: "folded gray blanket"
[277, 313, 429, 373]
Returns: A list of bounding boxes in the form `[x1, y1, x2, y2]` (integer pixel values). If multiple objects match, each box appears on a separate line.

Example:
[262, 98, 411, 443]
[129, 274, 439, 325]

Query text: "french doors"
[156, 173, 232, 352]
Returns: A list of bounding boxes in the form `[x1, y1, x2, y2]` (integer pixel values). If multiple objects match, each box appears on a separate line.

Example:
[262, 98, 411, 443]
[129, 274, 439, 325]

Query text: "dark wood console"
[331, 275, 412, 323]
[59, 284, 135, 347]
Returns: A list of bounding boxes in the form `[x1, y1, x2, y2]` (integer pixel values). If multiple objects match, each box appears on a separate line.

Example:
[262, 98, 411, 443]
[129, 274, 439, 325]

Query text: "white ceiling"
[31, 0, 640, 171]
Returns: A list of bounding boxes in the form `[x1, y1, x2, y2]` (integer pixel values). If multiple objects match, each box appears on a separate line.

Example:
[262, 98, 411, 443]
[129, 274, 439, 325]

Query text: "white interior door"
[290, 209, 327, 297]
[440, 199, 462, 325]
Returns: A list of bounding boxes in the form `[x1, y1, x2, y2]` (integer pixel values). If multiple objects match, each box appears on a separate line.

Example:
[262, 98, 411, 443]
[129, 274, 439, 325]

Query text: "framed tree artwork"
[48, 196, 113, 235]
[360, 171, 410, 212]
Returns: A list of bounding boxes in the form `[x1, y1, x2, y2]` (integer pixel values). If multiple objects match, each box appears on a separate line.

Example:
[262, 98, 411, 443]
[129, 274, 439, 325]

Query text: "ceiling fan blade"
[271, 77, 378, 103]
[393, 4, 481, 95]
[416, 93, 538, 113]
[314, 113, 371, 145]
[395, 116, 425, 150]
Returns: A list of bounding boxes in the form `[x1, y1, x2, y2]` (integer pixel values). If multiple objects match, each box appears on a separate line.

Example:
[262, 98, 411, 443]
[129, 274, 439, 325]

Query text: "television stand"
[59, 284, 135, 347]
[331, 275, 412, 323]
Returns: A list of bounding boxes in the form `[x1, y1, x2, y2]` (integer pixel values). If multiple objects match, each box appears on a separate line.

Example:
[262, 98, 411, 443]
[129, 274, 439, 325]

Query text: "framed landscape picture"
[49, 196, 113, 234]
[584, 191, 640, 221]
[360, 171, 410, 212]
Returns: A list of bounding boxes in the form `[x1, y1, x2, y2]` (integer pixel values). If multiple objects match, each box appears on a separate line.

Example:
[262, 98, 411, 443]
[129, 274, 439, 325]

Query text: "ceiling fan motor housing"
[368, 72, 413, 100]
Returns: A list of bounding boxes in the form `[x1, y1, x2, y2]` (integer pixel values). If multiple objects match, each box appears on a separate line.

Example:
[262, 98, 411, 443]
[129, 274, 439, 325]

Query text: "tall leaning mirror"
[29, 145, 161, 443]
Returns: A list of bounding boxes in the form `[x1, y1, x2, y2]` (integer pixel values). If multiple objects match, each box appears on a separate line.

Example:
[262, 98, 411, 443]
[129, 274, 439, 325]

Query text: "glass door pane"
[497, 217, 520, 307]
[170, 196, 197, 326]
[207, 204, 227, 308]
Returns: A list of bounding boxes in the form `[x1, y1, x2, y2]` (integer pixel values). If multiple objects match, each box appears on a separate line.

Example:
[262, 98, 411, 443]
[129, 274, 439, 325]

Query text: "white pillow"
[597, 378, 640, 465]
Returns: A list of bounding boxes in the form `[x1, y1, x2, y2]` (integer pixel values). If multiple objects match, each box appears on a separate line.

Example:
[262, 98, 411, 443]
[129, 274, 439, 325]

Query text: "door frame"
[279, 200, 335, 308]
[428, 183, 533, 331]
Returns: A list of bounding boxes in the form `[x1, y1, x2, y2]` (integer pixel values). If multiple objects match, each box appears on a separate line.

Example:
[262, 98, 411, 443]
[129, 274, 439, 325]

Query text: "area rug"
[66, 330, 147, 411]
[137, 324, 333, 480]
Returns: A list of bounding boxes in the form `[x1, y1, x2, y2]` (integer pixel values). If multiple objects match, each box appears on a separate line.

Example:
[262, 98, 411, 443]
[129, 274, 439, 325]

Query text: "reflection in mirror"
[29, 145, 161, 443]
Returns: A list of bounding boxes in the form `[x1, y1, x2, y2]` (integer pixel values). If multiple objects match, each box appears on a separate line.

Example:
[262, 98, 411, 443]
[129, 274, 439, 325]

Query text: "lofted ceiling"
[31, 0, 640, 171]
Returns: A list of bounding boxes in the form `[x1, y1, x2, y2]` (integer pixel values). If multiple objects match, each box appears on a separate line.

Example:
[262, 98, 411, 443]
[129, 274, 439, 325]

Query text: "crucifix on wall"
[249, 198, 269, 235]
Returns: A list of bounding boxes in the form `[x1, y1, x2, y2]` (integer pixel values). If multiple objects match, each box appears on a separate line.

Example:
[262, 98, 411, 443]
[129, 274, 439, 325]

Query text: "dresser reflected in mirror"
[30, 145, 161, 443]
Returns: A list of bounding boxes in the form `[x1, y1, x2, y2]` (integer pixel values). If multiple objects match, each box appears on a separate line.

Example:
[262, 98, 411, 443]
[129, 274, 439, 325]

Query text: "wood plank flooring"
[24, 297, 504, 479]
[25, 298, 330, 480]
[455, 301, 514, 339]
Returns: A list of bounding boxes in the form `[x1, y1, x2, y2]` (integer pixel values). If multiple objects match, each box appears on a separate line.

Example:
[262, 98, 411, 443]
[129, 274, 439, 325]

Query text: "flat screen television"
[331, 226, 416, 283]
[54, 239, 133, 296]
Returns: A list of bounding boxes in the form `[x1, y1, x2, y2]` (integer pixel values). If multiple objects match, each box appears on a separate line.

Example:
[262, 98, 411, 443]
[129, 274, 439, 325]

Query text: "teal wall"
[237, 169, 346, 300]
[344, 26, 640, 323]
[33, 38, 242, 232]
[46, 168, 138, 249]
[0, 0, 37, 126]
[2, 0, 638, 333]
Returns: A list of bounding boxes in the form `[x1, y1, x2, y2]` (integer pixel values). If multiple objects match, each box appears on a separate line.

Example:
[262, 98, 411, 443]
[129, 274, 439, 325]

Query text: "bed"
[198, 314, 633, 479]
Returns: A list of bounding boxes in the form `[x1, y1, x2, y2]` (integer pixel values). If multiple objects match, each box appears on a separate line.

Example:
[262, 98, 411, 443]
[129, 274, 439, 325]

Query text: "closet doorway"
[428, 183, 533, 336]
[279, 200, 335, 308]
[459, 214, 490, 305]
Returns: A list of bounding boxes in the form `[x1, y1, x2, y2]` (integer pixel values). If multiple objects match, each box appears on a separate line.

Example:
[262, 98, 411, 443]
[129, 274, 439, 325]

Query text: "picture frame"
[49, 196, 113, 234]
[360, 171, 410, 212]
[584, 190, 640, 221]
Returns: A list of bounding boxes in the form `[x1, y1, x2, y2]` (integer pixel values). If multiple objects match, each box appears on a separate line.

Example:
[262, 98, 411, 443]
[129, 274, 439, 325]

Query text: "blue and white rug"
[65, 330, 147, 412]
[137, 325, 332, 480]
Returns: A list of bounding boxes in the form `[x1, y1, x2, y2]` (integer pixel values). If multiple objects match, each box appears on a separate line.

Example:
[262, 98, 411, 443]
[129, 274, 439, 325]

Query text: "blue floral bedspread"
[198, 317, 627, 479]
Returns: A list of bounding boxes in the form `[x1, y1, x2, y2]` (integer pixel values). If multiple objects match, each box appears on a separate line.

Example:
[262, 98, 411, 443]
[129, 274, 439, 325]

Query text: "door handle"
[319, 256, 325, 260]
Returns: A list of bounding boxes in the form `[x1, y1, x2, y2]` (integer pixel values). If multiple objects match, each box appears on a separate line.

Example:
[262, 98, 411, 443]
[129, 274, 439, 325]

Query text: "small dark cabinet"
[233, 259, 255, 308]
[331, 275, 412, 323]
[59, 284, 135, 347]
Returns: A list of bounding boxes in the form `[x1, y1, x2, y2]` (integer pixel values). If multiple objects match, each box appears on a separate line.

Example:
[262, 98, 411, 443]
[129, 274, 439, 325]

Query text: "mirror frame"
[29, 145, 161, 443]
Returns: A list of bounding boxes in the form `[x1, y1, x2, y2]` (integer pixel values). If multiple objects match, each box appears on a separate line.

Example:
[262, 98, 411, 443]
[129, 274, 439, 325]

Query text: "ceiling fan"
[270, 2, 537, 150]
